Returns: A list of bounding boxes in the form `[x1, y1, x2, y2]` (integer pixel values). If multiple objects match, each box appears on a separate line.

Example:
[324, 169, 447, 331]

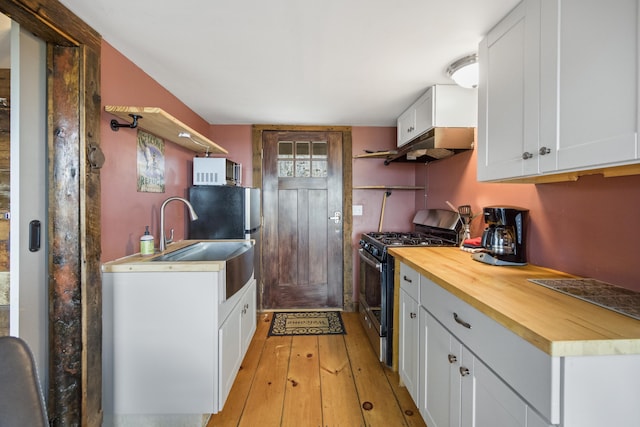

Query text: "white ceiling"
[53, 0, 520, 126]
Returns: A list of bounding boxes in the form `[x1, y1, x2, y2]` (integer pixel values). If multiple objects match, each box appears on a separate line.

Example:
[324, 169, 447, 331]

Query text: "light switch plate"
[353, 205, 363, 216]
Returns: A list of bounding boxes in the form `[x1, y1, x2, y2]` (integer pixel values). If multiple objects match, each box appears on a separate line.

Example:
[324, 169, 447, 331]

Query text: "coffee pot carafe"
[473, 206, 528, 266]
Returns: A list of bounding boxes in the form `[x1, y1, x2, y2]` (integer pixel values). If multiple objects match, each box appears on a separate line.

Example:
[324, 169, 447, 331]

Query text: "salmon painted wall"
[100, 41, 411, 274]
[351, 127, 417, 301]
[209, 125, 254, 187]
[101, 41, 213, 262]
[416, 147, 640, 291]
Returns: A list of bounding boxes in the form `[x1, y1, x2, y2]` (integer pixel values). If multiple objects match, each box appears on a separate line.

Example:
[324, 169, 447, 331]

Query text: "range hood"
[383, 127, 475, 165]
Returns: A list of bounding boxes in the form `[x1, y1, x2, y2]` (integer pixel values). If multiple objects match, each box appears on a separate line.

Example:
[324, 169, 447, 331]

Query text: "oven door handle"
[359, 248, 382, 272]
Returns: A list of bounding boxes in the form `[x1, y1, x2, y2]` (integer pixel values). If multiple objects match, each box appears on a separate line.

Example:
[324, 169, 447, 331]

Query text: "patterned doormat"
[268, 311, 346, 336]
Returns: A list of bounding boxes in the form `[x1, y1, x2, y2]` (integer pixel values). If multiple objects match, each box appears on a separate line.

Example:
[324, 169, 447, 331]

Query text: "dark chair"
[0, 336, 48, 426]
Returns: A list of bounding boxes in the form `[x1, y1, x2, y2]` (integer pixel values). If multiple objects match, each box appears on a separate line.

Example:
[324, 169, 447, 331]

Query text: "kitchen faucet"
[159, 196, 199, 252]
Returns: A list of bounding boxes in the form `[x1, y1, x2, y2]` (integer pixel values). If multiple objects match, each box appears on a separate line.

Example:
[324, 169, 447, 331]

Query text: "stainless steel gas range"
[358, 209, 462, 366]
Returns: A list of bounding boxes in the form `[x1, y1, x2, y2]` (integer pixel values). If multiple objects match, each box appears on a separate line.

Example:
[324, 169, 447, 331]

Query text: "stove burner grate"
[366, 231, 457, 248]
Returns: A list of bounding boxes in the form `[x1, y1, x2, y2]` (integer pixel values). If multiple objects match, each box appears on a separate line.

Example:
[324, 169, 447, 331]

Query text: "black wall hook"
[110, 114, 142, 131]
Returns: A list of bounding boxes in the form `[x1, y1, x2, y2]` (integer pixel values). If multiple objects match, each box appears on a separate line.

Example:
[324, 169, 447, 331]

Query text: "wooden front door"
[262, 130, 343, 309]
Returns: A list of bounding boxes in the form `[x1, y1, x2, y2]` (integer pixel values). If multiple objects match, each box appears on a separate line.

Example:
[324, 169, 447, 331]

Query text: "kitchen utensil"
[378, 191, 392, 232]
[458, 205, 472, 242]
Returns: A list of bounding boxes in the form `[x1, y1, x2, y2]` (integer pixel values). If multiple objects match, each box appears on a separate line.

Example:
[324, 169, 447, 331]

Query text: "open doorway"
[0, 12, 48, 393]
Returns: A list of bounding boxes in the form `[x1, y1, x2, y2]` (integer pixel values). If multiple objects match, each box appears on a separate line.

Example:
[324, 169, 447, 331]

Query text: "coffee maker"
[472, 206, 528, 266]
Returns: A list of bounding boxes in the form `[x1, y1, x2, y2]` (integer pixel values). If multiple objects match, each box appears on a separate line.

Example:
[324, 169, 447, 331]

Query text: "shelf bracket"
[110, 114, 142, 132]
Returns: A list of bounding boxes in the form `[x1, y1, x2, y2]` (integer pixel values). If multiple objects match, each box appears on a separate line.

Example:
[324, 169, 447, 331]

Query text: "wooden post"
[1, 1, 102, 425]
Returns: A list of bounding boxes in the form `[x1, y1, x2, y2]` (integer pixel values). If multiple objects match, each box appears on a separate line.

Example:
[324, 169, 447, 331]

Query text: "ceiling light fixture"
[446, 54, 479, 88]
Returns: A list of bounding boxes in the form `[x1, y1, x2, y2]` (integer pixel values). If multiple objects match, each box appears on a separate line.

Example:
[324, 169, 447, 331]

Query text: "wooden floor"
[207, 312, 426, 427]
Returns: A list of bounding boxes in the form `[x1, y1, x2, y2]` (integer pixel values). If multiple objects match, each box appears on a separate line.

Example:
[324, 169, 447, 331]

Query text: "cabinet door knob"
[447, 354, 457, 364]
[459, 367, 470, 377]
[522, 152, 533, 160]
[453, 312, 472, 329]
[410, 312, 417, 319]
[539, 146, 551, 155]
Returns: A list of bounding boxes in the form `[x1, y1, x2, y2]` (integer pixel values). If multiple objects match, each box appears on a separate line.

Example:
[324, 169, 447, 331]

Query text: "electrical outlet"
[353, 205, 363, 216]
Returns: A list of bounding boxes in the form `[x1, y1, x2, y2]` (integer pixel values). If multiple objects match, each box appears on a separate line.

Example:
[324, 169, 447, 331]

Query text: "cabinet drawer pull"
[459, 367, 470, 377]
[447, 354, 457, 364]
[453, 312, 472, 329]
[403, 275, 413, 283]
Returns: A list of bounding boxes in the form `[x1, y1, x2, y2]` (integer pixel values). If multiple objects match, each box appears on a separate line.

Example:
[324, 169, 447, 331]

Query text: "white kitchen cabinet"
[477, 0, 542, 181]
[397, 107, 417, 147]
[240, 280, 257, 351]
[219, 303, 242, 408]
[478, 0, 639, 181]
[399, 288, 419, 402]
[420, 307, 547, 427]
[399, 261, 557, 426]
[420, 275, 559, 423]
[419, 306, 457, 427]
[397, 85, 477, 147]
[398, 263, 420, 402]
[102, 268, 256, 424]
[219, 279, 256, 407]
[539, 0, 638, 174]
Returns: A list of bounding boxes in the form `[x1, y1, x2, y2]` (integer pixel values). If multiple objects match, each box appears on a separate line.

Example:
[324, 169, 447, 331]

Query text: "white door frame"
[9, 20, 48, 393]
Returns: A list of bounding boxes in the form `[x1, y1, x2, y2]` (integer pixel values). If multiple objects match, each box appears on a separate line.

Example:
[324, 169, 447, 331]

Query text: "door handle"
[29, 220, 41, 252]
[329, 211, 341, 224]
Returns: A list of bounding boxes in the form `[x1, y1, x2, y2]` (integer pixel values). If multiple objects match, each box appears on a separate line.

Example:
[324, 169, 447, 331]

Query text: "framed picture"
[137, 130, 165, 193]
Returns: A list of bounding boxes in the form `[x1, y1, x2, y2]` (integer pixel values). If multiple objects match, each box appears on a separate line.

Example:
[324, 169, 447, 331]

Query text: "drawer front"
[399, 263, 420, 301]
[420, 276, 560, 424]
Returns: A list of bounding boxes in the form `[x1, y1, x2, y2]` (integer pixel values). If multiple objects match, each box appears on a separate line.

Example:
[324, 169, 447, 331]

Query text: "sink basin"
[152, 240, 253, 262]
[153, 241, 254, 300]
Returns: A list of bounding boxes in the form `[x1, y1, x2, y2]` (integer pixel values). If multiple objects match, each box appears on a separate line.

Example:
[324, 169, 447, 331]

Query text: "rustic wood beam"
[79, 41, 103, 427]
[0, 0, 100, 51]
[48, 43, 83, 427]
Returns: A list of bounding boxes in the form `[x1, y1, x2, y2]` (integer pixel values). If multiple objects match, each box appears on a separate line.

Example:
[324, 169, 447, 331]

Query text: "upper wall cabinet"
[397, 85, 477, 148]
[478, 0, 640, 182]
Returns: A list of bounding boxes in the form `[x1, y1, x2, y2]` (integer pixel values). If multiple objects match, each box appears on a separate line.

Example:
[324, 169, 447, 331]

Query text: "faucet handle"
[165, 228, 174, 246]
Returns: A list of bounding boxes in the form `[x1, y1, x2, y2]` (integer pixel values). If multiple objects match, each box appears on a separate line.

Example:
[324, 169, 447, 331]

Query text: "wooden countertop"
[388, 247, 640, 357]
[101, 240, 226, 273]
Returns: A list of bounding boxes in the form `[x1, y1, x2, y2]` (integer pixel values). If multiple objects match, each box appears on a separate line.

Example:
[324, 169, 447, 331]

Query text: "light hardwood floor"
[207, 312, 426, 427]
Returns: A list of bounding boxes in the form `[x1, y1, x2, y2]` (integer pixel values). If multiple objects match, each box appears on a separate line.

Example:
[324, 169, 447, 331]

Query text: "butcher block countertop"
[388, 247, 640, 357]
[101, 240, 225, 273]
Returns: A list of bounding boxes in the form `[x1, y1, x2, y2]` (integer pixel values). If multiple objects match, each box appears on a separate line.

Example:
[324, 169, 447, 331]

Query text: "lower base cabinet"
[399, 288, 419, 402]
[399, 261, 640, 427]
[102, 269, 257, 426]
[220, 280, 256, 405]
[419, 308, 548, 427]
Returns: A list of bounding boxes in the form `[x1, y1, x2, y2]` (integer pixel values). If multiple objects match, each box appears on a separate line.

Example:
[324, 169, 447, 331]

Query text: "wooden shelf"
[353, 150, 398, 159]
[353, 186, 424, 190]
[105, 106, 227, 155]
